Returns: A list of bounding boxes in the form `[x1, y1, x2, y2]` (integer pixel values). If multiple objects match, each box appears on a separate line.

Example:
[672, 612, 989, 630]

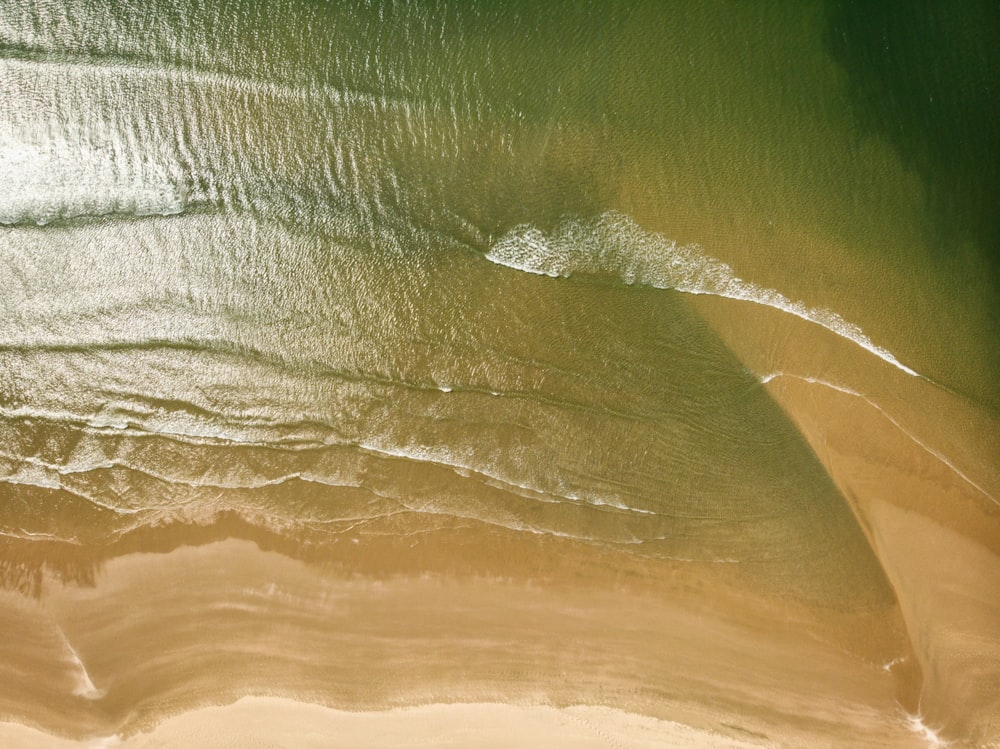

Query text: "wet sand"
[0, 525, 927, 748]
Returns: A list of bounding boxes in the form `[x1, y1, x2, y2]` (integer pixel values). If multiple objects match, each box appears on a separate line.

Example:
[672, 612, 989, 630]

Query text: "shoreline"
[0, 523, 922, 747]
[0, 699, 784, 748]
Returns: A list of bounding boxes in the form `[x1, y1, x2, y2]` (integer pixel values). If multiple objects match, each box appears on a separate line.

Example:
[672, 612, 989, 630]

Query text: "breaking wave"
[485, 212, 920, 377]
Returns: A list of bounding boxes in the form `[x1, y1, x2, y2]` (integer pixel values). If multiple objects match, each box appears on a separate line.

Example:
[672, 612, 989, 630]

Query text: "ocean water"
[1, 0, 997, 743]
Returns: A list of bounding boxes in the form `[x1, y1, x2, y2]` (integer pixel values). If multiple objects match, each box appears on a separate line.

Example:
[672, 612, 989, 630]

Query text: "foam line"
[485, 212, 920, 377]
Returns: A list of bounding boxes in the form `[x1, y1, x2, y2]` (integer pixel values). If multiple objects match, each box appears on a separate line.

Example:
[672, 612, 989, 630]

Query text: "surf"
[485, 212, 921, 377]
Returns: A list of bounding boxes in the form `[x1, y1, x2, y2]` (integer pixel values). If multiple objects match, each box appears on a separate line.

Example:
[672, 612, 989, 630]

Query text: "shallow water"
[1, 1, 998, 745]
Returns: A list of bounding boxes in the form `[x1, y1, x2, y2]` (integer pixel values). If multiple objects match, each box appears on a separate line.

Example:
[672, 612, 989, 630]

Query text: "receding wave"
[485, 212, 920, 377]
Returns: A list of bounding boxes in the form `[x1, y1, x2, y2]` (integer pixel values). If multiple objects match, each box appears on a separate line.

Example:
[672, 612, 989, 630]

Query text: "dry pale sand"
[0, 699, 773, 749]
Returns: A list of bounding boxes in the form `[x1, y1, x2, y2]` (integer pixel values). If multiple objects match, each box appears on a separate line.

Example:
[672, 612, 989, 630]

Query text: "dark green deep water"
[828, 0, 999, 274]
[0, 0, 996, 614]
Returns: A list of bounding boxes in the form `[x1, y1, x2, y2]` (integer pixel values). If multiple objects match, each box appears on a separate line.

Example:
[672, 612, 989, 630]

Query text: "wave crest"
[485, 212, 919, 377]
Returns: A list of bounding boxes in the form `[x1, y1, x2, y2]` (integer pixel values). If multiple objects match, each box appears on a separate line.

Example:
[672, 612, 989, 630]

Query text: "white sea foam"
[86, 737, 122, 749]
[357, 439, 654, 517]
[0, 136, 185, 225]
[905, 713, 948, 747]
[881, 656, 906, 672]
[485, 213, 919, 377]
[57, 629, 105, 700]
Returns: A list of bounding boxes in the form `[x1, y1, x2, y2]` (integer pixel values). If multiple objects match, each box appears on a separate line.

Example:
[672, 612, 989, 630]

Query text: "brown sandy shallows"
[0, 511, 928, 749]
[1, 256, 994, 747]
[681, 289, 1000, 747]
[602, 133, 1000, 743]
[1, 278, 994, 747]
